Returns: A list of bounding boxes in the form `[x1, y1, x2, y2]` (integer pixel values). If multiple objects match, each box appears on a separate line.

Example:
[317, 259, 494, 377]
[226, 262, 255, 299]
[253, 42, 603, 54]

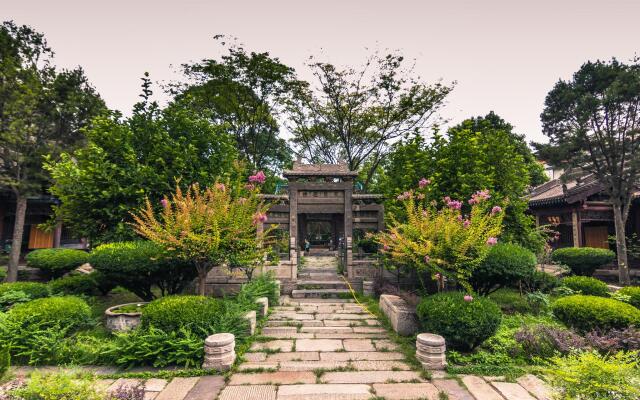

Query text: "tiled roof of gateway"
[283, 162, 359, 177]
[529, 174, 640, 207]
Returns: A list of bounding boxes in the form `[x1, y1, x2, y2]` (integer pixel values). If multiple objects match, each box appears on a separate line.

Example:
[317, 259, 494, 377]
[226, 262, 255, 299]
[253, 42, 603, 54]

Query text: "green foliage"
[470, 243, 537, 295]
[551, 247, 616, 276]
[141, 295, 248, 339]
[131, 181, 271, 295]
[46, 91, 237, 244]
[10, 371, 105, 400]
[48, 274, 102, 296]
[25, 249, 88, 278]
[107, 326, 204, 369]
[237, 273, 280, 307]
[0, 282, 49, 300]
[552, 295, 640, 333]
[0, 290, 31, 311]
[89, 241, 196, 301]
[562, 276, 610, 297]
[0, 345, 9, 379]
[488, 289, 533, 314]
[377, 184, 503, 291]
[416, 292, 502, 351]
[5, 296, 91, 332]
[545, 351, 640, 400]
[618, 286, 640, 308]
[521, 270, 561, 294]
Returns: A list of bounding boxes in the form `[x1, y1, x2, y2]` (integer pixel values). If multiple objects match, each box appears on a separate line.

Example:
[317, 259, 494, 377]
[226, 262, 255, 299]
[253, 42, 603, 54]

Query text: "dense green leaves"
[470, 243, 537, 295]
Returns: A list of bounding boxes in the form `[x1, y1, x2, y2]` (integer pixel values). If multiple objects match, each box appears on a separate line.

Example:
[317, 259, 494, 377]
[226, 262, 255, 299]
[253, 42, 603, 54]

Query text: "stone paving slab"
[321, 370, 423, 384]
[263, 327, 298, 335]
[278, 361, 350, 371]
[320, 351, 405, 361]
[155, 377, 199, 400]
[218, 385, 277, 400]
[144, 378, 168, 392]
[516, 375, 552, 400]
[373, 339, 399, 351]
[316, 313, 369, 320]
[461, 375, 504, 400]
[352, 327, 386, 333]
[432, 379, 475, 400]
[343, 339, 375, 351]
[245, 352, 268, 362]
[266, 332, 315, 339]
[266, 351, 321, 361]
[323, 320, 361, 327]
[373, 382, 440, 400]
[108, 378, 143, 392]
[239, 362, 280, 371]
[267, 320, 323, 327]
[296, 339, 344, 352]
[229, 371, 316, 385]
[271, 313, 315, 320]
[492, 381, 537, 400]
[276, 384, 371, 400]
[183, 376, 225, 400]
[250, 340, 295, 352]
[314, 333, 389, 339]
[349, 360, 413, 371]
[300, 326, 353, 333]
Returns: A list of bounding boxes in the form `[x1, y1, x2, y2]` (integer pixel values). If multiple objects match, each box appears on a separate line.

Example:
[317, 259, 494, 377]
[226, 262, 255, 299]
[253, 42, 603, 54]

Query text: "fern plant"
[376, 184, 504, 291]
[131, 176, 272, 295]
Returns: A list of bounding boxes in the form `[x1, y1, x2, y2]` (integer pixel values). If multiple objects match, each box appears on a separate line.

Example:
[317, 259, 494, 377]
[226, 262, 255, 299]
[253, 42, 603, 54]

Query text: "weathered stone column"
[255, 297, 269, 317]
[344, 182, 353, 279]
[363, 281, 374, 297]
[203, 333, 235, 371]
[416, 333, 446, 370]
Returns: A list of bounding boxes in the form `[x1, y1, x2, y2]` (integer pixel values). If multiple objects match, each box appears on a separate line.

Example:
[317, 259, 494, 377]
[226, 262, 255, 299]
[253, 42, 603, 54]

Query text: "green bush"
[562, 276, 609, 296]
[237, 274, 280, 307]
[25, 248, 89, 278]
[522, 270, 561, 293]
[89, 241, 197, 301]
[141, 295, 247, 339]
[0, 267, 6, 282]
[10, 371, 105, 400]
[488, 289, 533, 314]
[545, 350, 640, 400]
[470, 243, 537, 295]
[6, 296, 91, 332]
[0, 345, 9, 379]
[416, 292, 502, 351]
[0, 281, 49, 300]
[551, 247, 615, 276]
[618, 286, 640, 308]
[47, 273, 117, 296]
[0, 290, 32, 311]
[552, 295, 640, 333]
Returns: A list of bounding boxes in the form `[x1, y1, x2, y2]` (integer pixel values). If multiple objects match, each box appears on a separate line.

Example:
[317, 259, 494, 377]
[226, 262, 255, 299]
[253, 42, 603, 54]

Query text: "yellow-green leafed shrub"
[10, 371, 105, 400]
[552, 295, 640, 333]
[26, 248, 89, 278]
[6, 296, 91, 330]
[545, 351, 640, 400]
[561, 276, 609, 297]
[618, 286, 640, 308]
[0, 282, 49, 299]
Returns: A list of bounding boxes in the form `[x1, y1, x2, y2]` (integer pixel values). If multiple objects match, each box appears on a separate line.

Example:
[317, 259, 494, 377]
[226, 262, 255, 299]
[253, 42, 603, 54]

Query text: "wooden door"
[584, 226, 609, 249]
[28, 225, 54, 249]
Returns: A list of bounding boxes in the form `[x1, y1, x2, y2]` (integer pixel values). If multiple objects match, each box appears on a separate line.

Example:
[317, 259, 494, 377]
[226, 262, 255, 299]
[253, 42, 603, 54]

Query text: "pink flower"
[245, 183, 256, 191]
[447, 199, 462, 210]
[486, 237, 498, 245]
[416, 193, 425, 200]
[397, 191, 412, 201]
[249, 171, 267, 184]
[383, 244, 390, 251]
[464, 295, 474, 302]
[469, 189, 491, 205]
[424, 255, 430, 263]
[491, 206, 502, 215]
[252, 212, 268, 225]
[463, 219, 471, 228]
[418, 178, 431, 188]
[160, 198, 168, 208]
[238, 197, 247, 204]
[457, 215, 463, 222]
[215, 183, 226, 192]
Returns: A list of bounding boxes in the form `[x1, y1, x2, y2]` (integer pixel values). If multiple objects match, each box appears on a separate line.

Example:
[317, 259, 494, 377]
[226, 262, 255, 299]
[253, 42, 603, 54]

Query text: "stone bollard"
[362, 281, 374, 297]
[203, 333, 236, 371]
[416, 333, 446, 370]
[244, 310, 257, 335]
[255, 297, 269, 317]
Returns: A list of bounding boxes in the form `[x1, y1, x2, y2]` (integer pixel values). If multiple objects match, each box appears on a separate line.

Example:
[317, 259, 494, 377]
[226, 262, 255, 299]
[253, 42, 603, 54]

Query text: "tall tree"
[0, 21, 105, 282]
[176, 37, 305, 175]
[47, 75, 238, 245]
[537, 59, 640, 285]
[288, 52, 453, 188]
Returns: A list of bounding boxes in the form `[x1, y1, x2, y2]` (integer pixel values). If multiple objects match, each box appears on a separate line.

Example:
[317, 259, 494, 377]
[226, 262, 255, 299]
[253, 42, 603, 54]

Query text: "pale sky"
[2, 0, 639, 144]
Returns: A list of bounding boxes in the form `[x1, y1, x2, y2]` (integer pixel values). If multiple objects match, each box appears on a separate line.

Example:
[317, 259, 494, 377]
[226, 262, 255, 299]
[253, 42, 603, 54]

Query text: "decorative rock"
[255, 297, 269, 316]
[363, 280, 374, 297]
[379, 294, 418, 336]
[244, 310, 257, 335]
[203, 333, 236, 371]
[416, 333, 446, 370]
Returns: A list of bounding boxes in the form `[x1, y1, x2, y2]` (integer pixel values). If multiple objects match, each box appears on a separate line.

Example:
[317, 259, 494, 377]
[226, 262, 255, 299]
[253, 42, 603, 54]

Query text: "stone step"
[291, 289, 351, 299]
[297, 280, 348, 289]
[277, 384, 371, 400]
[320, 370, 423, 384]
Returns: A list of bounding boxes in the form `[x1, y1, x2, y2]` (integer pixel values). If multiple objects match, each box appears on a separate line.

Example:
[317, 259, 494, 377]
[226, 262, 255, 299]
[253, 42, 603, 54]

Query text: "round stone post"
[203, 333, 236, 371]
[416, 333, 446, 370]
[362, 281, 374, 297]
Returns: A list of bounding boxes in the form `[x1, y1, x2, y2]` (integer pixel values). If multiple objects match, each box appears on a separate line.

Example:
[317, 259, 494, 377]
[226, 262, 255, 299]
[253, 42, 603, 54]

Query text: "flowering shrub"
[131, 176, 271, 295]
[376, 181, 504, 290]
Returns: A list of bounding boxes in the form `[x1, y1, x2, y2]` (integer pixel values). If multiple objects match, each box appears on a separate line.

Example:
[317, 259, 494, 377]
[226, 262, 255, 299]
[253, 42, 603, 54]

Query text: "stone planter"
[105, 302, 147, 332]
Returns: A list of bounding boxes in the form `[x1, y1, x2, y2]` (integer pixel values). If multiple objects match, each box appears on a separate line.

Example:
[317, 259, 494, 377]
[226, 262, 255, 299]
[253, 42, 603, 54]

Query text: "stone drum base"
[203, 333, 236, 371]
[416, 333, 446, 370]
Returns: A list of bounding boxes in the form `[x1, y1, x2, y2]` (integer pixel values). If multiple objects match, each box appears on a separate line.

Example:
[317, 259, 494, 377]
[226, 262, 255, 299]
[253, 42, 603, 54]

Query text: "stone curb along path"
[216, 294, 554, 400]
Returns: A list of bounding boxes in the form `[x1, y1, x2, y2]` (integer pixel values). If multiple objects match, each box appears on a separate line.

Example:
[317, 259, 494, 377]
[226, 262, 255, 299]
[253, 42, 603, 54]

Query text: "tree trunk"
[7, 194, 27, 282]
[196, 263, 209, 296]
[613, 203, 631, 285]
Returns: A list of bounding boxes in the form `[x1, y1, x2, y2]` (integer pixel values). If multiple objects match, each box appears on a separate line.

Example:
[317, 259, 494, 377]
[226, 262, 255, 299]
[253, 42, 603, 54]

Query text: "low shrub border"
[551, 247, 615, 276]
[25, 248, 89, 279]
[618, 286, 640, 308]
[552, 295, 640, 333]
[561, 276, 609, 297]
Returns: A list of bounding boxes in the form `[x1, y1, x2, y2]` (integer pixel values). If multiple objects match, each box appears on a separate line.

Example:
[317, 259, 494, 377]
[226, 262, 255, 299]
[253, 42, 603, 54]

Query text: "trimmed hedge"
[89, 241, 197, 301]
[552, 295, 640, 333]
[49, 274, 99, 296]
[25, 248, 88, 278]
[562, 276, 610, 297]
[416, 292, 502, 351]
[0, 282, 49, 300]
[5, 296, 91, 331]
[470, 243, 537, 295]
[551, 247, 615, 276]
[141, 295, 248, 339]
[618, 286, 640, 309]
